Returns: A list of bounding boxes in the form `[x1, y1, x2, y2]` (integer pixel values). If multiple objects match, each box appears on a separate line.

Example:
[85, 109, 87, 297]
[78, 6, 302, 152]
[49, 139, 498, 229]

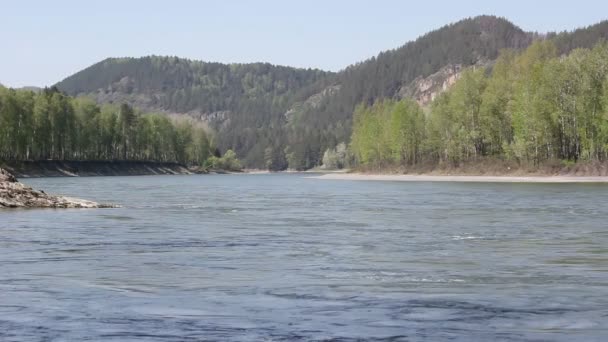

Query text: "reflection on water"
[1, 174, 607, 341]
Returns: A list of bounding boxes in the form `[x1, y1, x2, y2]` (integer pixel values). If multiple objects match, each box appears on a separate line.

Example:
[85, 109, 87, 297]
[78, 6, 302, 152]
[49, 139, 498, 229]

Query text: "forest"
[3, 16, 608, 172]
[350, 41, 608, 169]
[54, 16, 543, 169]
[0, 87, 242, 169]
[55, 57, 332, 168]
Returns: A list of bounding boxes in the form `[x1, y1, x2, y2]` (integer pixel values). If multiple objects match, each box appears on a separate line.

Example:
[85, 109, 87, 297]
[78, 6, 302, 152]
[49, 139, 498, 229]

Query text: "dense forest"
[351, 41, 608, 169]
[0, 86, 241, 169]
[56, 58, 332, 167]
[285, 16, 535, 167]
[7, 16, 607, 171]
[55, 16, 541, 168]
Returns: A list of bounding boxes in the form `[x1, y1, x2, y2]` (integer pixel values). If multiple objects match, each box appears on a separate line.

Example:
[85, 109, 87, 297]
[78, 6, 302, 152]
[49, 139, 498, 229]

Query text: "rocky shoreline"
[0, 168, 113, 209]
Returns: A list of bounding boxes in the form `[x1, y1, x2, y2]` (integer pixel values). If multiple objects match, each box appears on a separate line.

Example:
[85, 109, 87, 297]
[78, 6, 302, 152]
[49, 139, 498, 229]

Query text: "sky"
[1, 0, 607, 87]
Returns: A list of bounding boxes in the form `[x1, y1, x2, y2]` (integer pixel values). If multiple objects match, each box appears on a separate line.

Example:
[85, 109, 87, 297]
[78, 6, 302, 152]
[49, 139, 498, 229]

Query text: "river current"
[1, 174, 607, 341]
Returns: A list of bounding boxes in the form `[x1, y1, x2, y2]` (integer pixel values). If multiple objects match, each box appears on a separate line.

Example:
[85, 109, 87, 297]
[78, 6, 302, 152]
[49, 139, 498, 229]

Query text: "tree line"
[49, 17, 608, 170]
[350, 41, 608, 168]
[5, 18, 608, 171]
[284, 16, 536, 168]
[56, 56, 331, 169]
[0, 87, 223, 166]
[282, 17, 608, 170]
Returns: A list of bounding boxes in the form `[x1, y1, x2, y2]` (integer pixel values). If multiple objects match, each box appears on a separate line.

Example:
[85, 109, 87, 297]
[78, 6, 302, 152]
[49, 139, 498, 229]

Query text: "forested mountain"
[56, 58, 332, 167]
[57, 58, 331, 115]
[351, 41, 608, 171]
[551, 20, 608, 54]
[53, 16, 608, 169]
[284, 16, 534, 169]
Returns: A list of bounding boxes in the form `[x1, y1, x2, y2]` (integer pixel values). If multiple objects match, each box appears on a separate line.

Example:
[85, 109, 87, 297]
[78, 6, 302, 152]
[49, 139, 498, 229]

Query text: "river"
[1, 173, 607, 341]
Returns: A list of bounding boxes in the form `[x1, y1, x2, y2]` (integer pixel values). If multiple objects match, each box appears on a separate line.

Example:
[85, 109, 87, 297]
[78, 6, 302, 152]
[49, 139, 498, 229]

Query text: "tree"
[389, 99, 425, 165]
[118, 103, 136, 160]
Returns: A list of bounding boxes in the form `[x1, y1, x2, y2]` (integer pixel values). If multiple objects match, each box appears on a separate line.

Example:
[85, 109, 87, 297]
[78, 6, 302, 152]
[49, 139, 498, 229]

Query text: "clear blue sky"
[1, 0, 607, 87]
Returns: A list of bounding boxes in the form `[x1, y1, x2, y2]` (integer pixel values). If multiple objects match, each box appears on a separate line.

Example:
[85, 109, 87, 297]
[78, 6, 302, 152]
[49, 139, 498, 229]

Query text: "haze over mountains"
[54, 16, 608, 168]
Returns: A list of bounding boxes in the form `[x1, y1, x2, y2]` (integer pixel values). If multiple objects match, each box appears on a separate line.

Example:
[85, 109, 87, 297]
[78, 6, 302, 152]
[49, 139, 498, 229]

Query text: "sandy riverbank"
[311, 173, 608, 183]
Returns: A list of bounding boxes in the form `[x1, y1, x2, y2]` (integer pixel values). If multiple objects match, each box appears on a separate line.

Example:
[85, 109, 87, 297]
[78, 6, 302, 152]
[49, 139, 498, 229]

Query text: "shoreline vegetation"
[4, 42, 608, 180]
[49, 16, 608, 172]
[349, 42, 608, 174]
[0, 87, 244, 173]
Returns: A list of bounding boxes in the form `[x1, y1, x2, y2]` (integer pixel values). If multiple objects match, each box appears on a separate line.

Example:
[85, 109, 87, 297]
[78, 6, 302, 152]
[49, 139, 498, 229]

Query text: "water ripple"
[1, 174, 608, 341]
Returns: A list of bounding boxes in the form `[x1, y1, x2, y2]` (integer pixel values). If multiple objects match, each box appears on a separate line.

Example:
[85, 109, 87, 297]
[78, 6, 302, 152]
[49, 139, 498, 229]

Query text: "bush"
[208, 150, 242, 171]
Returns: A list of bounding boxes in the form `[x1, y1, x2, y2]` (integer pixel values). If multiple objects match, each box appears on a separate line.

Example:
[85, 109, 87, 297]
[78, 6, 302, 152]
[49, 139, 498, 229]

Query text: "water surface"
[1, 174, 607, 341]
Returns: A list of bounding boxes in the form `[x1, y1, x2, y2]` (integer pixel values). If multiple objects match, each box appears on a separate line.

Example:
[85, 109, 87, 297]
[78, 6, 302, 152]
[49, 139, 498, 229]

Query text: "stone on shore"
[0, 168, 113, 209]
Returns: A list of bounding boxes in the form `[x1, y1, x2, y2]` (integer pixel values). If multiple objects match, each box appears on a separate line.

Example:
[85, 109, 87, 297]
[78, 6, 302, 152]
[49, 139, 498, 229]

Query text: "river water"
[1, 174, 607, 341]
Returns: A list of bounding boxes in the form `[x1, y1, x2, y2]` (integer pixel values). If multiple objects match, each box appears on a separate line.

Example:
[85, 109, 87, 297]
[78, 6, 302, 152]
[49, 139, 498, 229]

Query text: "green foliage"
[550, 20, 608, 55]
[0, 87, 224, 165]
[351, 99, 426, 166]
[48, 17, 608, 169]
[288, 18, 608, 169]
[288, 16, 533, 166]
[321, 142, 348, 169]
[209, 149, 242, 171]
[55, 56, 331, 169]
[351, 41, 608, 168]
[264, 146, 288, 171]
[425, 68, 489, 163]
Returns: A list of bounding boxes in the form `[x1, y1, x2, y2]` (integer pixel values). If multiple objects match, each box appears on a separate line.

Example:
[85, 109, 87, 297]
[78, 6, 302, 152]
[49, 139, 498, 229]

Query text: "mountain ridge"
[54, 15, 608, 168]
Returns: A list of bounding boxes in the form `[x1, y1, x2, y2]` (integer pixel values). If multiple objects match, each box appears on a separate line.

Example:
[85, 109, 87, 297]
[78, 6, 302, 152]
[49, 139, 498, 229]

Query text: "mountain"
[56, 58, 332, 166]
[283, 15, 536, 168]
[551, 20, 608, 54]
[55, 16, 608, 169]
[56, 57, 331, 115]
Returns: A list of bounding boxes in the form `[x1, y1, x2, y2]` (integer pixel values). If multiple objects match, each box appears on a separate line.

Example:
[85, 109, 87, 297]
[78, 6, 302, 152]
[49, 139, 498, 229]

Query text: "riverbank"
[351, 159, 608, 177]
[312, 173, 608, 183]
[1, 160, 195, 178]
[0, 168, 113, 208]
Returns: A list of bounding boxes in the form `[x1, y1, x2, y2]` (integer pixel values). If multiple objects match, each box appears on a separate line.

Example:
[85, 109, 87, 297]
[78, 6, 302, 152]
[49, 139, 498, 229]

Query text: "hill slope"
[284, 15, 535, 168]
[57, 58, 332, 166]
[55, 16, 608, 169]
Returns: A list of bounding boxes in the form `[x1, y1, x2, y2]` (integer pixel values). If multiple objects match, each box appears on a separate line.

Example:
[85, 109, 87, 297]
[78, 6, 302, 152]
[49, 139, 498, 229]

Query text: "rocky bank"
[0, 168, 113, 209]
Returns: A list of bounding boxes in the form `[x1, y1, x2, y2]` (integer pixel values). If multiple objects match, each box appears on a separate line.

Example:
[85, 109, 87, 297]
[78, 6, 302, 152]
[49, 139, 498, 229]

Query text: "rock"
[0, 168, 18, 183]
[397, 62, 490, 107]
[398, 64, 464, 106]
[0, 168, 114, 209]
[283, 85, 342, 122]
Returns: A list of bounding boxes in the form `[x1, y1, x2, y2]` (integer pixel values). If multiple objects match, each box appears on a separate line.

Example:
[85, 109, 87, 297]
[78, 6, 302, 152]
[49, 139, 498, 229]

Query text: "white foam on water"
[452, 235, 483, 240]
